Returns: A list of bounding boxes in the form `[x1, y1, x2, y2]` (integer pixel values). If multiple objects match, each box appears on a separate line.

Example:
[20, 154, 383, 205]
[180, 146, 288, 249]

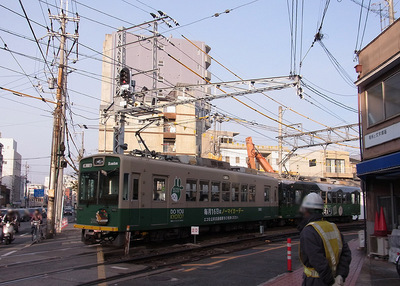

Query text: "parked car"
[64, 206, 73, 216]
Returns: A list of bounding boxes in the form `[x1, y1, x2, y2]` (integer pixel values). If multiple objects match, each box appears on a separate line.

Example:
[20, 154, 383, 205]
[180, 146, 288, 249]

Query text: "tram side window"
[132, 175, 139, 200]
[153, 178, 166, 201]
[231, 183, 239, 202]
[249, 185, 256, 202]
[211, 182, 220, 202]
[123, 173, 129, 200]
[295, 190, 302, 205]
[186, 179, 197, 202]
[222, 182, 230, 202]
[351, 192, 359, 204]
[337, 191, 343, 204]
[241, 184, 248, 202]
[332, 192, 338, 204]
[344, 193, 351, 204]
[199, 181, 209, 201]
[264, 186, 270, 202]
[327, 192, 333, 204]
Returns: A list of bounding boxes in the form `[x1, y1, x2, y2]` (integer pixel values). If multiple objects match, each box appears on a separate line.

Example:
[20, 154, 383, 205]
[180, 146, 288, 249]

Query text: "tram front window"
[98, 169, 119, 205]
[79, 169, 119, 205]
[80, 171, 98, 204]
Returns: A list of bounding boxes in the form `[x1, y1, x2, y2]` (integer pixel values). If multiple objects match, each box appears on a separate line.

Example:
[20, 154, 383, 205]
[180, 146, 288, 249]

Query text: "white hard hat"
[301, 193, 324, 210]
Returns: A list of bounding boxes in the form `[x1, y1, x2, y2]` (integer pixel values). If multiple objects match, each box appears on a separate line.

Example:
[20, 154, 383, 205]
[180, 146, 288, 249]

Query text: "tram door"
[129, 173, 140, 226]
[151, 176, 168, 225]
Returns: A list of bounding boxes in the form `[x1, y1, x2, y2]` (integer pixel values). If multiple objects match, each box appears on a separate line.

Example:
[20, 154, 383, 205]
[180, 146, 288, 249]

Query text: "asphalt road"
[114, 232, 358, 286]
[0, 222, 359, 286]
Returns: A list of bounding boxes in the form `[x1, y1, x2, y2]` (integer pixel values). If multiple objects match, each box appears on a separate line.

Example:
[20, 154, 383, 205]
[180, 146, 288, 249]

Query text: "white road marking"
[111, 266, 129, 270]
[20, 233, 27, 237]
[2, 250, 16, 257]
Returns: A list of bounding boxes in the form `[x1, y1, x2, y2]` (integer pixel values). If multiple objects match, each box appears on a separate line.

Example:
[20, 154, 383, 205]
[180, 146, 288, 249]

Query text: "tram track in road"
[78, 222, 364, 286]
[0, 222, 363, 285]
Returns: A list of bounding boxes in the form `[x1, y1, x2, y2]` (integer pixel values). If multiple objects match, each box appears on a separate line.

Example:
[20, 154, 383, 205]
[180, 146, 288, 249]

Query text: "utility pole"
[278, 106, 283, 176]
[24, 162, 29, 208]
[47, 1, 79, 237]
[113, 28, 127, 155]
[47, 13, 66, 238]
[152, 21, 158, 106]
[388, 0, 395, 24]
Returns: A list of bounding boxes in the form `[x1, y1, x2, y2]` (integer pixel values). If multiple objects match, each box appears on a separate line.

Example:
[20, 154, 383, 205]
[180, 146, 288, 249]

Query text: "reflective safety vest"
[300, 220, 343, 278]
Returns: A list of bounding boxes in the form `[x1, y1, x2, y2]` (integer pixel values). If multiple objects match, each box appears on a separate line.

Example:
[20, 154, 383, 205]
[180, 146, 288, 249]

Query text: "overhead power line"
[0, 86, 56, 104]
[181, 35, 356, 138]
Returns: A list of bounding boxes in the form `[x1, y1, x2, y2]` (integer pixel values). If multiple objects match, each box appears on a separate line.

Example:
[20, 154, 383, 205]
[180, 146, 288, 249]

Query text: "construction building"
[201, 130, 357, 183]
[99, 34, 212, 155]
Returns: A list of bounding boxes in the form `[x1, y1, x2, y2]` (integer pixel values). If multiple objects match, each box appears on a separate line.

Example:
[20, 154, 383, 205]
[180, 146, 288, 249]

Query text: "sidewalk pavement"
[355, 254, 399, 286]
[260, 239, 367, 286]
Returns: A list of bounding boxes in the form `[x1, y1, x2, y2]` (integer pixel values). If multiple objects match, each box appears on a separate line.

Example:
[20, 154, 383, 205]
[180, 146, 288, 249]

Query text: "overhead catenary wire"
[300, 0, 331, 67]
[0, 36, 53, 110]
[301, 80, 358, 113]
[165, 52, 358, 149]
[181, 35, 357, 138]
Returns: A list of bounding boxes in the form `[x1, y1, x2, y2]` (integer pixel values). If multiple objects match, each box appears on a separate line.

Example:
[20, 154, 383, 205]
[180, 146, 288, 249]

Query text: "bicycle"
[31, 220, 42, 243]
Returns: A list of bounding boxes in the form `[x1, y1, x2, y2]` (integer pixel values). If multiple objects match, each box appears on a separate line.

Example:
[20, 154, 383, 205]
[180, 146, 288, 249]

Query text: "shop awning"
[357, 151, 400, 179]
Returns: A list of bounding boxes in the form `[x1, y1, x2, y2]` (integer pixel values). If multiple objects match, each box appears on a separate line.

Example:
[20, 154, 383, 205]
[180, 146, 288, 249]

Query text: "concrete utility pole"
[278, 106, 283, 176]
[152, 21, 158, 105]
[47, 13, 66, 238]
[388, 0, 395, 24]
[24, 162, 29, 208]
[47, 0, 79, 237]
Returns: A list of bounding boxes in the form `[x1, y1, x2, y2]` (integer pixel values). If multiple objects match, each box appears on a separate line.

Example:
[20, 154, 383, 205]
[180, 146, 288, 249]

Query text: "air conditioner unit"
[369, 236, 389, 256]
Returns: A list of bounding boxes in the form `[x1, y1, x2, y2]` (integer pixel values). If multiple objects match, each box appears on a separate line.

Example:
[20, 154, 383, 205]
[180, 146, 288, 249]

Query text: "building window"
[163, 138, 176, 153]
[158, 75, 164, 83]
[163, 121, 176, 133]
[236, 157, 240, 164]
[164, 106, 176, 113]
[383, 72, 400, 118]
[326, 159, 345, 173]
[220, 137, 233, 144]
[367, 71, 400, 126]
[158, 60, 164, 66]
[225, 156, 230, 163]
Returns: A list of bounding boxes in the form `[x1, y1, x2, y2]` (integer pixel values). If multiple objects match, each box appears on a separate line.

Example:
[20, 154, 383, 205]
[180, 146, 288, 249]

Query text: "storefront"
[355, 19, 400, 252]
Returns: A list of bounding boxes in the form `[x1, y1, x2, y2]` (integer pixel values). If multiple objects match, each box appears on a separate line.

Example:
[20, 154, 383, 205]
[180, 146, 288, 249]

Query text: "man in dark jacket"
[298, 193, 351, 286]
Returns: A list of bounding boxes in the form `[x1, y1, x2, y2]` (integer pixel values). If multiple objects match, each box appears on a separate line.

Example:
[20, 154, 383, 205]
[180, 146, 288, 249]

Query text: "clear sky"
[0, 0, 389, 183]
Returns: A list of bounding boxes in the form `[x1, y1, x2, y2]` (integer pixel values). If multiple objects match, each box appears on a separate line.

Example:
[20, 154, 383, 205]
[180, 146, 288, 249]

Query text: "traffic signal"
[120, 67, 130, 86]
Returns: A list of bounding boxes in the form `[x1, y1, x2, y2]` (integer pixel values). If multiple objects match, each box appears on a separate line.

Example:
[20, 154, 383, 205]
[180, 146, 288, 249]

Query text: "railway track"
[79, 221, 364, 285]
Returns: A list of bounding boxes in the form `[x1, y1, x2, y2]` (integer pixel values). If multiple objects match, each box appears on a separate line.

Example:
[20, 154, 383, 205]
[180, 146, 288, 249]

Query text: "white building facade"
[0, 137, 22, 205]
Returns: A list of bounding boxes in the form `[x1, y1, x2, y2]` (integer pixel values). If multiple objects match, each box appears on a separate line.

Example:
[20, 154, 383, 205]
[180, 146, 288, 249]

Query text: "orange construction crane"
[245, 137, 274, 173]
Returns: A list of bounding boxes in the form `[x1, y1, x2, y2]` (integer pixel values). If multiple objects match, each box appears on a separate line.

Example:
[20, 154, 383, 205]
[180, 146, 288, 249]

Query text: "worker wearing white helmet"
[298, 193, 351, 286]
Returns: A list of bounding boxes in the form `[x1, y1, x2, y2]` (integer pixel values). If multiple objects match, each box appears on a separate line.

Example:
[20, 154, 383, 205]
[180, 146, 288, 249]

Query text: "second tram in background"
[75, 154, 360, 244]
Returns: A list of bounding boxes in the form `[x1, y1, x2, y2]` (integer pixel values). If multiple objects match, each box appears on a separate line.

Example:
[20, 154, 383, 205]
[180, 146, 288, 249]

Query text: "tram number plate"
[191, 226, 199, 235]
